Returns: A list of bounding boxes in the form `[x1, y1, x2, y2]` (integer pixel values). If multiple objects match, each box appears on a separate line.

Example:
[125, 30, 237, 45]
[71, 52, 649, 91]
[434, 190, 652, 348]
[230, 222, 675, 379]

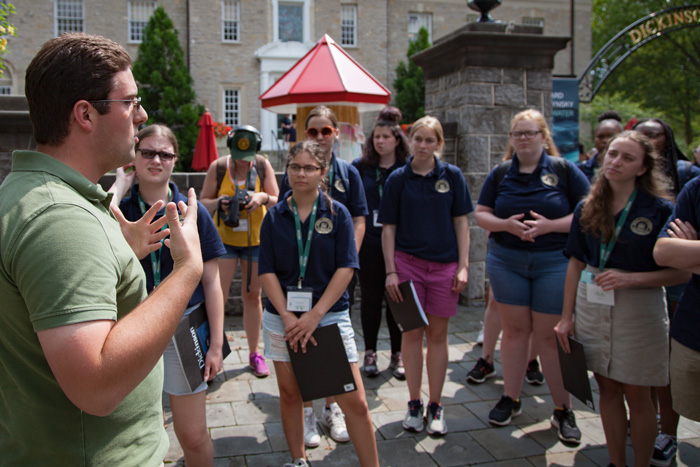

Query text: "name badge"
[373, 210, 382, 228]
[587, 283, 615, 306]
[287, 286, 314, 312]
[580, 270, 594, 284]
[233, 218, 249, 232]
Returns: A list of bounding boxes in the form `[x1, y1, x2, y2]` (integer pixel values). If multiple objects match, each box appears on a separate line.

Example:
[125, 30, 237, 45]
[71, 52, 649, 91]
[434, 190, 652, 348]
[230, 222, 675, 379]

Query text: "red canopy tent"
[259, 34, 391, 131]
[191, 110, 219, 172]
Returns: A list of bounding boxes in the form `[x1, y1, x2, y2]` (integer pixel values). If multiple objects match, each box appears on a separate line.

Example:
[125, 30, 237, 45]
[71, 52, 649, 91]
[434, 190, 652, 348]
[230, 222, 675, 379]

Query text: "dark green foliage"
[591, 0, 700, 151]
[133, 7, 204, 171]
[393, 27, 431, 124]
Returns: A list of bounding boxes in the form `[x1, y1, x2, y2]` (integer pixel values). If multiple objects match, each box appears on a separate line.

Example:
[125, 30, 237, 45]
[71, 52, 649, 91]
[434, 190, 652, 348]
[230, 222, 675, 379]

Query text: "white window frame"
[222, 0, 240, 43]
[271, 0, 310, 43]
[128, 1, 156, 44]
[408, 12, 432, 43]
[340, 4, 357, 47]
[223, 88, 240, 127]
[54, 0, 84, 36]
[522, 16, 544, 28]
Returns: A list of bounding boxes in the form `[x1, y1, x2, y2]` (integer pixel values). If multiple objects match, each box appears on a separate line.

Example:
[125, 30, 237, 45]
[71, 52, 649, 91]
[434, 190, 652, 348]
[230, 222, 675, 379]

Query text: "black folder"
[286, 323, 357, 402]
[557, 336, 595, 410]
[173, 303, 232, 392]
[384, 280, 429, 333]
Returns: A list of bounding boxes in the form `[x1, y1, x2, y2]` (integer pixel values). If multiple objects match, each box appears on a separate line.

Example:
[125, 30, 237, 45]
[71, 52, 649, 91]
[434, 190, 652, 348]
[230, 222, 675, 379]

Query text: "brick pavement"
[163, 304, 700, 466]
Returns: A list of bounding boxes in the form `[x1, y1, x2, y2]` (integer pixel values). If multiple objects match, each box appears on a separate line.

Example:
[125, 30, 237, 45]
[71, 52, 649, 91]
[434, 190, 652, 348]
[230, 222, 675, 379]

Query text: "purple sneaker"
[250, 351, 270, 378]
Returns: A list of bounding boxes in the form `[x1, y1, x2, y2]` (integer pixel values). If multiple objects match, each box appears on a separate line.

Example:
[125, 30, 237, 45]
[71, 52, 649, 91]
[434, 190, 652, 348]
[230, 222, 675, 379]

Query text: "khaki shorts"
[670, 338, 700, 422]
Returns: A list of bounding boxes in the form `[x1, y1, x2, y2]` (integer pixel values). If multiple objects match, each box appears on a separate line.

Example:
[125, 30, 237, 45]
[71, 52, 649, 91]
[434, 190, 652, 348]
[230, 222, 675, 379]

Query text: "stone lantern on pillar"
[411, 4, 570, 302]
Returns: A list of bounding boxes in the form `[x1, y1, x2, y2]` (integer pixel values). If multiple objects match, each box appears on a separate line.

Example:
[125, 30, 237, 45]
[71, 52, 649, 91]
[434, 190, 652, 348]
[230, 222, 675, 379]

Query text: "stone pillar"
[412, 22, 570, 302]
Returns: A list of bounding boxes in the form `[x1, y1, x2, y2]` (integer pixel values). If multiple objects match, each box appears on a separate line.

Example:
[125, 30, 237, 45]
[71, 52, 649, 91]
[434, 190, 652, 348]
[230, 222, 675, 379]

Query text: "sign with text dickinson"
[552, 78, 580, 163]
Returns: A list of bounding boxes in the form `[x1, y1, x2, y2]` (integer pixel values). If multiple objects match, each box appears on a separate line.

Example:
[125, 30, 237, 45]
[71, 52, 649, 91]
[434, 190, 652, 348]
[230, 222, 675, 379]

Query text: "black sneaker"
[551, 407, 581, 444]
[466, 357, 496, 384]
[525, 359, 544, 385]
[488, 395, 522, 426]
[650, 433, 677, 467]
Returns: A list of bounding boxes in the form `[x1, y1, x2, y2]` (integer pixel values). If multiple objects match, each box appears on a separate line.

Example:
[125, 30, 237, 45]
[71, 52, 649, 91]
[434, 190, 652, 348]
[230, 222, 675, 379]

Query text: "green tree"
[591, 0, 700, 151]
[133, 7, 204, 171]
[579, 93, 648, 150]
[0, 3, 17, 77]
[393, 27, 431, 124]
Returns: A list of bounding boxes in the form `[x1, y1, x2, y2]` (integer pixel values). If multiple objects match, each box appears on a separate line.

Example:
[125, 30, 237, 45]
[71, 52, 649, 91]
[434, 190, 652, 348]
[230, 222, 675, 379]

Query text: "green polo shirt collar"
[11, 150, 112, 208]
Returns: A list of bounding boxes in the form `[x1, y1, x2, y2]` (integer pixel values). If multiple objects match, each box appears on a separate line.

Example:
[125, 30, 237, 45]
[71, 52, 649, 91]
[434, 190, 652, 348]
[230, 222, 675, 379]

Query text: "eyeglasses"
[137, 148, 177, 161]
[509, 130, 542, 139]
[305, 126, 335, 138]
[287, 164, 322, 174]
[90, 96, 142, 112]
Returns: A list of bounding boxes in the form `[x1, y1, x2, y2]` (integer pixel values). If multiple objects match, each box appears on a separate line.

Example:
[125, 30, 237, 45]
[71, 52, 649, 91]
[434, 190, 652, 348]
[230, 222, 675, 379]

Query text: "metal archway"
[579, 4, 700, 103]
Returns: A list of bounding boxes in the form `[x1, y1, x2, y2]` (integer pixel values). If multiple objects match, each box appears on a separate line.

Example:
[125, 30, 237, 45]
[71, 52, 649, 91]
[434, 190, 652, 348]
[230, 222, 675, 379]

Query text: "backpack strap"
[215, 156, 228, 196]
[254, 154, 267, 189]
[493, 160, 512, 187]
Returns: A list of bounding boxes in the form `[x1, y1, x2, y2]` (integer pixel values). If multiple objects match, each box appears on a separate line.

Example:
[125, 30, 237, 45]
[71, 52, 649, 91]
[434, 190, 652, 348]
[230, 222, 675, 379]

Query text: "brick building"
[1, 0, 591, 151]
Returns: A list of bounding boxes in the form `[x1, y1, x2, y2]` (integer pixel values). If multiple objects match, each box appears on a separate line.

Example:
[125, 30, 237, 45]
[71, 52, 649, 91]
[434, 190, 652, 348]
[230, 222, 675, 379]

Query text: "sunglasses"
[137, 148, 177, 161]
[305, 126, 335, 138]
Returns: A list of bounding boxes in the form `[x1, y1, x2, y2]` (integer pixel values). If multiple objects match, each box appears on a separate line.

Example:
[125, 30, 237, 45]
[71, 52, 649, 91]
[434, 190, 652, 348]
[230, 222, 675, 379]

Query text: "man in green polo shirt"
[0, 33, 204, 465]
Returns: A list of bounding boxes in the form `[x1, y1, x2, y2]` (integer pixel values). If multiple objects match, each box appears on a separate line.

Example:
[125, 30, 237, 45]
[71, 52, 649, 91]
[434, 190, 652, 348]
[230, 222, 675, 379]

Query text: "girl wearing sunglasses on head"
[109, 124, 227, 467]
[278, 105, 369, 448]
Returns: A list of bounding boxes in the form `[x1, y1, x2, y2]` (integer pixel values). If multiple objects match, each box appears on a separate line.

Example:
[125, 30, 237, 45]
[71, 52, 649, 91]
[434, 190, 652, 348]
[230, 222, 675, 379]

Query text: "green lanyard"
[137, 188, 172, 286]
[598, 188, 637, 271]
[231, 159, 253, 190]
[291, 195, 318, 288]
[376, 168, 383, 200]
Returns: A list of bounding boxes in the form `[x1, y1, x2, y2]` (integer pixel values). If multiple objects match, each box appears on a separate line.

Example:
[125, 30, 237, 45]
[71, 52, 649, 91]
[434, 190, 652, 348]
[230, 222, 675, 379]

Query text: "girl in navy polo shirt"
[476, 109, 590, 442]
[258, 141, 378, 467]
[110, 124, 227, 467]
[280, 105, 369, 447]
[352, 107, 410, 380]
[378, 116, 473, 436]
[555, 131, 688, 467]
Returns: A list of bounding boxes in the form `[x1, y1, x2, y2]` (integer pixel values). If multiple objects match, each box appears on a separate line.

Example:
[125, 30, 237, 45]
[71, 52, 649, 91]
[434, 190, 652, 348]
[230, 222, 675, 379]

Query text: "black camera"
[217, 189, 250, 228]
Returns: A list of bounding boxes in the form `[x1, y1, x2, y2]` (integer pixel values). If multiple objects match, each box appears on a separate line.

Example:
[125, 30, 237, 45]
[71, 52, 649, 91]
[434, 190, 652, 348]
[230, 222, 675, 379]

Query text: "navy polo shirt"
[576, 153, 599, 182]
[377, 156, 473, 263]
[258, 191, 359, 315]
[351, 157, 402, 241]
[119, 182, 227, 308]
[566, 191, 673, 271]
[279, 153, 369, 218]
[478, 152, 590, 252]
[659, 177, 700, 352]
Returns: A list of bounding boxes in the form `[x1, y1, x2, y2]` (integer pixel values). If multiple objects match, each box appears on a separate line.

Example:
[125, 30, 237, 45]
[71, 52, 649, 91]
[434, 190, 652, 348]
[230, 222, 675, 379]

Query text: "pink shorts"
[394, 250, 459, 318]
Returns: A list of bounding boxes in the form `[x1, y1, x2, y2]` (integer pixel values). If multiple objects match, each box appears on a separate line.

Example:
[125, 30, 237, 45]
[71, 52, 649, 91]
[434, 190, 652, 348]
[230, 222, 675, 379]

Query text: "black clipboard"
[557, 336, 595, 410]
[286, 323, 357, 402]
[384, 280, 429, 333]
[173, 303, 232, 392]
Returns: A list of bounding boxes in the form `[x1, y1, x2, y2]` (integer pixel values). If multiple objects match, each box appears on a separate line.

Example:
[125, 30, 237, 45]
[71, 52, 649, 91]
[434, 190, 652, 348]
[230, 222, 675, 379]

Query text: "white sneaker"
[425, 402, 447, 436]
[303, 407, 320, 448]
[476, 321, 484, 346]
[402, 399, 425, 432]
[321, 402, 350, 442]
[283, 458, 309, 467]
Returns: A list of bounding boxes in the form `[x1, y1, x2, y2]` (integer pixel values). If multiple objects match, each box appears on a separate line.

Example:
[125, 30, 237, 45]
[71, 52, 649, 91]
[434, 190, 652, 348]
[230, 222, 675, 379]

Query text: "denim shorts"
[221, 244, 259, 261]
[262, 309, 358, 363]
[486, 239, 568, 315]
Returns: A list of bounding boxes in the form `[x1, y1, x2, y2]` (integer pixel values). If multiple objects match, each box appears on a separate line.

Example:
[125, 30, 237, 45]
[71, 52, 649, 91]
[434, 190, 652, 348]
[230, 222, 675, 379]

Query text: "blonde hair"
[503, 109, 559, 161]
[409, 116, 444, 156]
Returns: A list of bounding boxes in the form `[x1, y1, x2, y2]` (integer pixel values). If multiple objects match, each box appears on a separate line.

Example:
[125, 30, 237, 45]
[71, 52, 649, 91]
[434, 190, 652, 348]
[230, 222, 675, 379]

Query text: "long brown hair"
[286, 140, 335, 214]
[579, 131, 673, 241]
[503, 109, 560, 161]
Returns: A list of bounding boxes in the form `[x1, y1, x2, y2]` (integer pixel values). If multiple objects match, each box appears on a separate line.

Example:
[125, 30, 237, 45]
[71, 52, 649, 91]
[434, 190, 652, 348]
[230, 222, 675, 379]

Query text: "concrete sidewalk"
[163, 303, 700, 466]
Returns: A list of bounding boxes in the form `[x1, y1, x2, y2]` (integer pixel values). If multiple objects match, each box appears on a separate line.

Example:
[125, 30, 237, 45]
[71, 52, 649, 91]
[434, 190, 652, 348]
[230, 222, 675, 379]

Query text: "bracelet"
[386, 272, 398, 277]
[263, 193, 270, 205]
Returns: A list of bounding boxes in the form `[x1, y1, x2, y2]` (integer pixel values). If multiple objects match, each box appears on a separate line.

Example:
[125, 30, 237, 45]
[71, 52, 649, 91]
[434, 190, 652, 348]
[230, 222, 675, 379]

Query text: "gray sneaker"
[283, 458, 309, 467]
[363, 350, 379, 377]
[389, 352, 405, 380]
[425, 402, 447, 436]
[402, 399, 425, 432]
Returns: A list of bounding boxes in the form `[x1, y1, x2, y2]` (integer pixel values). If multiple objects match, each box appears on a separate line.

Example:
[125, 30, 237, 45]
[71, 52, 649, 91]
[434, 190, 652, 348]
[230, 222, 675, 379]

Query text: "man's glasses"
[305, 126, 335, 138]
[287, 164, 322, 174]
[137, 148, 177, 161]
[509, 130, 542, 139]
[90, 96, 142, 112]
